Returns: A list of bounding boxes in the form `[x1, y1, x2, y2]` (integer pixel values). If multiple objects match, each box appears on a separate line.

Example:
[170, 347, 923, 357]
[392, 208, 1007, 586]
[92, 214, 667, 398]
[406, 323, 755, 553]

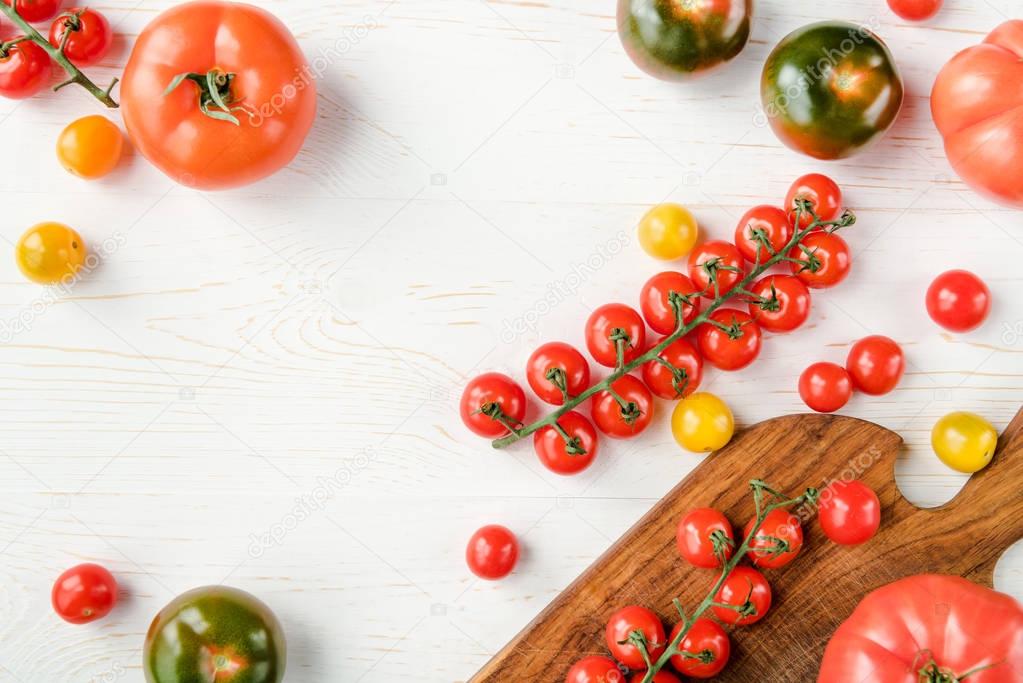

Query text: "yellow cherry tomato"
[15, 222, 88, 285]
[637, 203, 699, 260]
[931, 411, 998, 474]
[671, 392, 734, 453]
[56, 115, 124, 180]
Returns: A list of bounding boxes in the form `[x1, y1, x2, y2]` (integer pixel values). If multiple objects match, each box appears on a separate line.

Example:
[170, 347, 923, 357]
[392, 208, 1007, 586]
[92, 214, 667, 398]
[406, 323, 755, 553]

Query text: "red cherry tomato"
[712, 566, 772, 626]
[846, 335, 904, 395]
[526, 342, 590, 405]
[785, 173, 842, 228]
[688, 241, 745, 298]
[734, 205, 793, 263]
[605, 605, 667, 670]
[668, 618, 730, 678]
[818, 480, 881, 546]
[747, 275, 811, 333]
[4, 0, 61, 22]
[799, 362, 853, 413]
[630, 672, 679, 683]
[465, 525, 519, 580]
[925, 269, 991, 333]
[676, 507, 734, 569]
[640, 271, 701, 335]
[591, 374, 653, 438]
[642, 337, 702, 400]
[533, 411, 598, 475]
[789, 231, 851, 289]
[0, 39, 50, 99]
[744, 508, 803, 569]
[52, 563, 117, 624]
[887, 0, 942, 21]
[460, 372, 527, 438]
[566, 656, 624, 683]
[49, 8, 112, 67]
[697, 309, 762, 371]
[585, 303, 646, 368]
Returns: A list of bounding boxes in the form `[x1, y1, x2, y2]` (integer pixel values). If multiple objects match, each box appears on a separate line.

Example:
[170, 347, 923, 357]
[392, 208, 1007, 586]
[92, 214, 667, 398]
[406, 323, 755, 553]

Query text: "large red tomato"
[932, 21, 1023, 207]
[121, 1, 317, 190]
[818, 575, 1023, 683]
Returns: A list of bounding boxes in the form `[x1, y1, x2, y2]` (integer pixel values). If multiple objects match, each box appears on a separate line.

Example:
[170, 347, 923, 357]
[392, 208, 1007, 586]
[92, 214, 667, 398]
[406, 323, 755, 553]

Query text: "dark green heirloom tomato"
[617, 0, 753, 81]
[144, 586, 286, 683]
[761, 21, 904, 159]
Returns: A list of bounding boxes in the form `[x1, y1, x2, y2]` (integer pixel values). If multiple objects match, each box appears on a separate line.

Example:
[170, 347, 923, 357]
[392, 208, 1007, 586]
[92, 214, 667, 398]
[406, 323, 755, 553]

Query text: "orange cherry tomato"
[56, 115, 124, 179]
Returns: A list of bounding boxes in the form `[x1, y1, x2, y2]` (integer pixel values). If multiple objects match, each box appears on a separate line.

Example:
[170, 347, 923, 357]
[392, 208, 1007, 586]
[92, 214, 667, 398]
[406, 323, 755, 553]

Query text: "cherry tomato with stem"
[52, 563, 117, 624]
[688, 241, 745, 298]
[744, 508, 803, 569]
[785, 173, 842, 228]
[642, 337, 702, 400]
[465, 525, 519, 580]
[799, 362, 853, 413]
[533, 411, 598, 476]
[748, 274, 811, 333]
[16, 222, 87, 285]
[697, 309, 762, 371]
[925, 269, 991, 333]
[605, 605, 666, 670]
[712, 566, 771, 626]
[846, 335, 904, 396]
[49, 8, 112, 68]
[734, 205, 793, 263]
[789, 231, 851, 289]
[460, 373, 527, 438]
[4, 0, 61, 22]
[56, 115, 124, 180]
[668, 618, 730, 678]
[887, 0, 942, 21]
[585, 303, 646, 368]
[637, 203, 699, 260]
[526, 342, 590, 405]
[591, 374, 653, 439]
[0, 38, 50, 99]
[566, 657, 624, 683]
[676, 507, 734, 569]
[640, 271, 701, 335]
[671, 392, 734, 453]
[818, 480, 881, 546]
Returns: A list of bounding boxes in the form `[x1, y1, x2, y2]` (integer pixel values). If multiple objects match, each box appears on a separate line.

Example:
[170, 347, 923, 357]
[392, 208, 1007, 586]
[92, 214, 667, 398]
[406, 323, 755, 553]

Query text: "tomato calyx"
[53, 9, 87, 47]
[698, 256, 743, 298]
[605, 384, 643, 426]
[0, 35, 31, 58]
[165, 68, 251, 125]
[620, 629, 656, 669]
[475, 401, 523, 436]
[914, 652, 1002, 683]
[607, 327, 636, 371]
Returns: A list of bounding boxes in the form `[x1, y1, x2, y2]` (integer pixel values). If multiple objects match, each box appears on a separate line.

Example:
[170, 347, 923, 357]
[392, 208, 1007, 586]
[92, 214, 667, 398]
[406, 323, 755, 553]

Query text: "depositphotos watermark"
[247, 447, 379, 558]
[1003, 321, 1023, 346]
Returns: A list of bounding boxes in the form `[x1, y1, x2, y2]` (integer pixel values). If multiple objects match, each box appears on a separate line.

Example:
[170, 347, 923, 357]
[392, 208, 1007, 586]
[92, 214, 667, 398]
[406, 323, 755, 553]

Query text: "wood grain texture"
[471, 408, 1023, 682]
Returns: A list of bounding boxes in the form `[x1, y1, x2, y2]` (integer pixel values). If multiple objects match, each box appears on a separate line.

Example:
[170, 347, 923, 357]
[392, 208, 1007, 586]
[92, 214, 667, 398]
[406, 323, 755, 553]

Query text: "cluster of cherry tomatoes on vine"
[566, 479, 881, 683]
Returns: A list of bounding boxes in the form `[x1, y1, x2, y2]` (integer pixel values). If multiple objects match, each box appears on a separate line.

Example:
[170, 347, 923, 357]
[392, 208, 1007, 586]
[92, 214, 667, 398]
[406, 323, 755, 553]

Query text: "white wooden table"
[1, 1, 1020, 681]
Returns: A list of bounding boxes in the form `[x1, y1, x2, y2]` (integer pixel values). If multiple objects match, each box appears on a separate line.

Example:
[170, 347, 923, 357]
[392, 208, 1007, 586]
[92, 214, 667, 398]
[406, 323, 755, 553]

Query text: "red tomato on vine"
[676, 507, 734, 568]
[785, 173, 842, 228]
[668, 618, 730, 677]
[688, 241, 745, 298]
[591, 375, 653, 438]
[605, 605, 666, 670]
[526, 342, 590, 405]
[733, 205, 792, 263]
[0, 39, 50, 99]
[788, 231, 851, 289]
[744, 508, 803, 569]
[4, 0, 61, 21]
[747, 274, 811, 333]
[697, 309, 762, 371]
[642, 337, 702, 400]
[533, 411, 598, 475]
[49, 8, 112, 67]
[640, 271, 700, 335]
[585, 303, 646, 368]
[459, 373, 526, 437]
[712, 566, 771, 626]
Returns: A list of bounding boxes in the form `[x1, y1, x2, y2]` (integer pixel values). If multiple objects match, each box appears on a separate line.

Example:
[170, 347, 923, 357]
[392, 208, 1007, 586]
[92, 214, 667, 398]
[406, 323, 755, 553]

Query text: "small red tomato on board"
[697, 309, 762, 371]
[466, 525, 519, 580]
[566, 656, 623, 683]
[4, 0, 61, 22]
[669, 618, 730, 678]
[747, 274, 811, 333]
[676, 507, 734, 569]
[591, 374, 653, 438]
[630, 671, 680, 683]
[585, 303, 647, 368]
[712, 566, 771, 625]
[526, 342, 590, 405]
[818, 480, 881, 546]
[785, 173, 842, 228]
[846, 335, 904, 395]
[533, 411, 598, 475]
[460, 373, 527, 438]
[52, 563, 117, 624]
[640, 271, 701, 335]
[605, 605, 667, 670]
[733, 205, 793, 263]
[789, 232, 851, 289]
[688, 241, 745, 298]
[925, 270, 991, 332]
[799, 362, 853, 413]
[642, 337, 702, 400]
[49, 8, 112, 67]
[745, 508, 803, 569]
[0, 39, 50, 99]
[887, 0, 942, 21]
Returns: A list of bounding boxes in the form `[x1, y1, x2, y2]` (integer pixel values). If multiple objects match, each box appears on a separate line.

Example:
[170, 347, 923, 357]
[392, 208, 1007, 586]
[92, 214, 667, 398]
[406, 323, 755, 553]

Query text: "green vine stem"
[0, 3, 118, 107]
[489, 200, 856, 451]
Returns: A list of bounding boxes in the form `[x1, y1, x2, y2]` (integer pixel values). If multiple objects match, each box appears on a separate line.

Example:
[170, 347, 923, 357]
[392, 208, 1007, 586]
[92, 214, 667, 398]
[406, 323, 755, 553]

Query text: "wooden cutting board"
[470, 408, 1023, 682]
